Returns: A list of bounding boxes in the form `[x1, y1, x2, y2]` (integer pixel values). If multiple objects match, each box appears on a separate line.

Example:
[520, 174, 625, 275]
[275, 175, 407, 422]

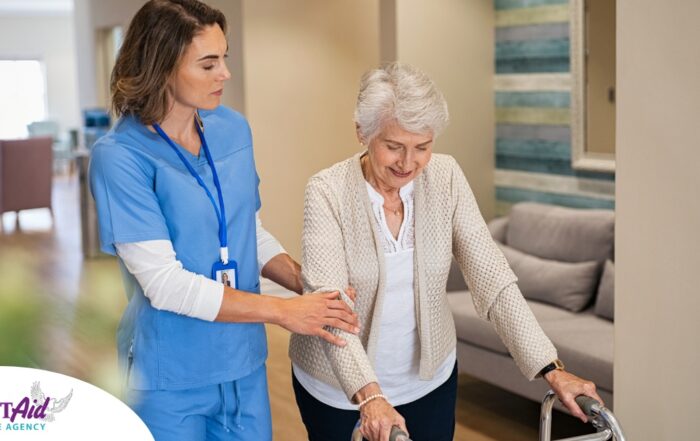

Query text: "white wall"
[391, 0, 496, 219]
[73, 0, 244, 112]
[615, 0, 700, 438]
[0, 14, 80, 135]
[243, 0, 380, 258]
[73, 0, 145, 111]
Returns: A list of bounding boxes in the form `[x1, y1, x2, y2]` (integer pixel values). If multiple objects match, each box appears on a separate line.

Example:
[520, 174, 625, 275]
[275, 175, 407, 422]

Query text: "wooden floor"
[0, 175, 592, 440]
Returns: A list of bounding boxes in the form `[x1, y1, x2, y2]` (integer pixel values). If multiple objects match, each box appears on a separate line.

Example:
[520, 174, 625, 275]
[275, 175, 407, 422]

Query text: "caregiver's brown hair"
[110, 0, 226, 124]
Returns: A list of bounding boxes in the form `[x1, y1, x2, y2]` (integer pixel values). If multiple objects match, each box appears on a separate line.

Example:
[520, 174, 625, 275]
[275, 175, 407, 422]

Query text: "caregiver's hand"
[277, 291, 360, 346]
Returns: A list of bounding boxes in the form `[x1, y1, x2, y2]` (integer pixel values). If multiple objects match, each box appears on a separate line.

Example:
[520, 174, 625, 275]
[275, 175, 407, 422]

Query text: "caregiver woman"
[89, 1, 358, 440]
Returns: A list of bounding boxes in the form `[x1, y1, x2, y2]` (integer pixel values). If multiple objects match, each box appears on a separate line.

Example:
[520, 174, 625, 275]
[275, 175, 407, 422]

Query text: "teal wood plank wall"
[494, 0, 615, 215]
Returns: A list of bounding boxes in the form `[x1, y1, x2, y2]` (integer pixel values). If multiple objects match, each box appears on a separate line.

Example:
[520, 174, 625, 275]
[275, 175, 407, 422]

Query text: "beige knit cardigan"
[289, 152, 557, 400]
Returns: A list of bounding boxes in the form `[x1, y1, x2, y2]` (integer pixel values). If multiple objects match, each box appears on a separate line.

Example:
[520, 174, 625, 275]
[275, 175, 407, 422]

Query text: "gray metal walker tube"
[539, 390, 626, 441]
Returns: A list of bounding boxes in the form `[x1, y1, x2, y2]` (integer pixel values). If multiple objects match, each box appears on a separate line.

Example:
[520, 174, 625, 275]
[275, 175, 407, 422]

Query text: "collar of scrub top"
[152, 112, 230, 264]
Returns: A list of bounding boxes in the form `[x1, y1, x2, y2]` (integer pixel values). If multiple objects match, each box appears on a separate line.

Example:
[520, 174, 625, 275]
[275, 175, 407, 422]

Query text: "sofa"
[447, 202, 616, 411]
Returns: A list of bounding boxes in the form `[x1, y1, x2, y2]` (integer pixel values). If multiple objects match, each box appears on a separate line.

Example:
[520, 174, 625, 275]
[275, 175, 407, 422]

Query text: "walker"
[540, 390, 626, 441]
[350, 420, 411, 441]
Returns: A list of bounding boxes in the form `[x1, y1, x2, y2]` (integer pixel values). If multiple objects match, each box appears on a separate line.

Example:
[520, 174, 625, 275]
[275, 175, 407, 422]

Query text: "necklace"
[383, 201, 403, 216]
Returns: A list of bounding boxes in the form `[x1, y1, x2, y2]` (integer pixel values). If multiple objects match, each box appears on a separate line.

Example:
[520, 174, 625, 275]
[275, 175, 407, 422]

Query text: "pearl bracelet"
[357, 393, 388, 409]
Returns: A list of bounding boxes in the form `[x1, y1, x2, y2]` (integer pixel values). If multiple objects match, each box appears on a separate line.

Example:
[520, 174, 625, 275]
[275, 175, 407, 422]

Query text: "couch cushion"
[446, 258, 468, 292]
[500, 244, 600, 312]
[543, 314, 614, 391]
[448, 292, 613, 391]
[449, 291, 504, 354]
[449, 292, 578, 357]
[506, 203, 615, 263]
[488, 217, 509, 243]
[594, 260, 615, 321]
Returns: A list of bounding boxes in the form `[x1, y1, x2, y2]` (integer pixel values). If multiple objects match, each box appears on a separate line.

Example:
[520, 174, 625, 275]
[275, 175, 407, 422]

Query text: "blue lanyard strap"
[153, 117, 229, 263]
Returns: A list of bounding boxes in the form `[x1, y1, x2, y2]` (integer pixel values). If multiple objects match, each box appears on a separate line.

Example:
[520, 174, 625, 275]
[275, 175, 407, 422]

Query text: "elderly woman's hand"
[355, 383, 408, 441]
[545, 369, 603, 422]
[360, 399, 407, 441]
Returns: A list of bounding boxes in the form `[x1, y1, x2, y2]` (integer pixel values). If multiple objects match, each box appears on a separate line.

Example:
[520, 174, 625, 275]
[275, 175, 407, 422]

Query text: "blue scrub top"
[89, 106, 267, 390]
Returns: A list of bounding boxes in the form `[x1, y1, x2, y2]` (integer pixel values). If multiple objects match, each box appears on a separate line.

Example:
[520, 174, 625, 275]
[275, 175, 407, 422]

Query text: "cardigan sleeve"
[448, 157, 557, 379]
[488, 284, 558, 380]
[301, 176, 379, 399]
[450, 157, 518, 318]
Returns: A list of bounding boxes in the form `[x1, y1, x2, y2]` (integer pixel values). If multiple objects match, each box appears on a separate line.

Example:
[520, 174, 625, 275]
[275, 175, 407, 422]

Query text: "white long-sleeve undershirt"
[115, 212, 286, 321]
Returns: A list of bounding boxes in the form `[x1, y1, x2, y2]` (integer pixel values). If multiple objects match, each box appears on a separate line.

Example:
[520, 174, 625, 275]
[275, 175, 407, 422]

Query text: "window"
[0, 60, 48, 139]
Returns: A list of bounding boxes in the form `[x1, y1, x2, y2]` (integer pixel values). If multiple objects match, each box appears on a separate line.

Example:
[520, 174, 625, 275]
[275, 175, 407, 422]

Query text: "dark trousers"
[292, 362, 457, 441]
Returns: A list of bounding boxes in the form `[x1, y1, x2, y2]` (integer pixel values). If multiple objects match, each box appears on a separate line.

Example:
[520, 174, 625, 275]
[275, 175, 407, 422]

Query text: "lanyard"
[153, 116, 230, 264]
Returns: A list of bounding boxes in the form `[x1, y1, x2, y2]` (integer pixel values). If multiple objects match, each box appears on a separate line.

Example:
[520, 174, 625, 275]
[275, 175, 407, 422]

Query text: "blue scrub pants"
[128, 364, 272, 441]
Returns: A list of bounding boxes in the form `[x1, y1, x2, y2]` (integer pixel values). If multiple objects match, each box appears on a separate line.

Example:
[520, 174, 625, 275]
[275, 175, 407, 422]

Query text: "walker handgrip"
[351, 424, 411, 441]
[575, 395, 601, 417]
[389, 426, 411, 441]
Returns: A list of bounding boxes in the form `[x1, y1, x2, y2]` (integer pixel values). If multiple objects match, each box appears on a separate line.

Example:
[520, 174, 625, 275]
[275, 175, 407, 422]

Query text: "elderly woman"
[289, 63, 602, 441]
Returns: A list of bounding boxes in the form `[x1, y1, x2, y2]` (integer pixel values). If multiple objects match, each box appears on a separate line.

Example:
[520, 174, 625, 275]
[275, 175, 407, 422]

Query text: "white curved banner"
[0, 366, 153, 440]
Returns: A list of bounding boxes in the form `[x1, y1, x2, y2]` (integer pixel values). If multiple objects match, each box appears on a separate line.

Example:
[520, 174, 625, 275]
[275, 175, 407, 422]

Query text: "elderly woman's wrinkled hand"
[360, 398, 407, 441]
[545, 369, 603, 422]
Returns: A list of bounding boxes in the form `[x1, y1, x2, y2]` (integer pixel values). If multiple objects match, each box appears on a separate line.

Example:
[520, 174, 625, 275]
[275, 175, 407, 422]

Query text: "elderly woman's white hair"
[354, 62, 449, 143]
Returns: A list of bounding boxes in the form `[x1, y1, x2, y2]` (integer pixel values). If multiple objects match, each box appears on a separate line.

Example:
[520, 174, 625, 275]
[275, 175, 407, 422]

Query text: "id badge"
[212, 259, 238, 289]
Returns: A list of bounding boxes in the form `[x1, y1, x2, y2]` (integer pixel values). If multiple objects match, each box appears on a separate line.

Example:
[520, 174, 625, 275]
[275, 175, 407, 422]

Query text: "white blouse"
[293, 180, 455, 409]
